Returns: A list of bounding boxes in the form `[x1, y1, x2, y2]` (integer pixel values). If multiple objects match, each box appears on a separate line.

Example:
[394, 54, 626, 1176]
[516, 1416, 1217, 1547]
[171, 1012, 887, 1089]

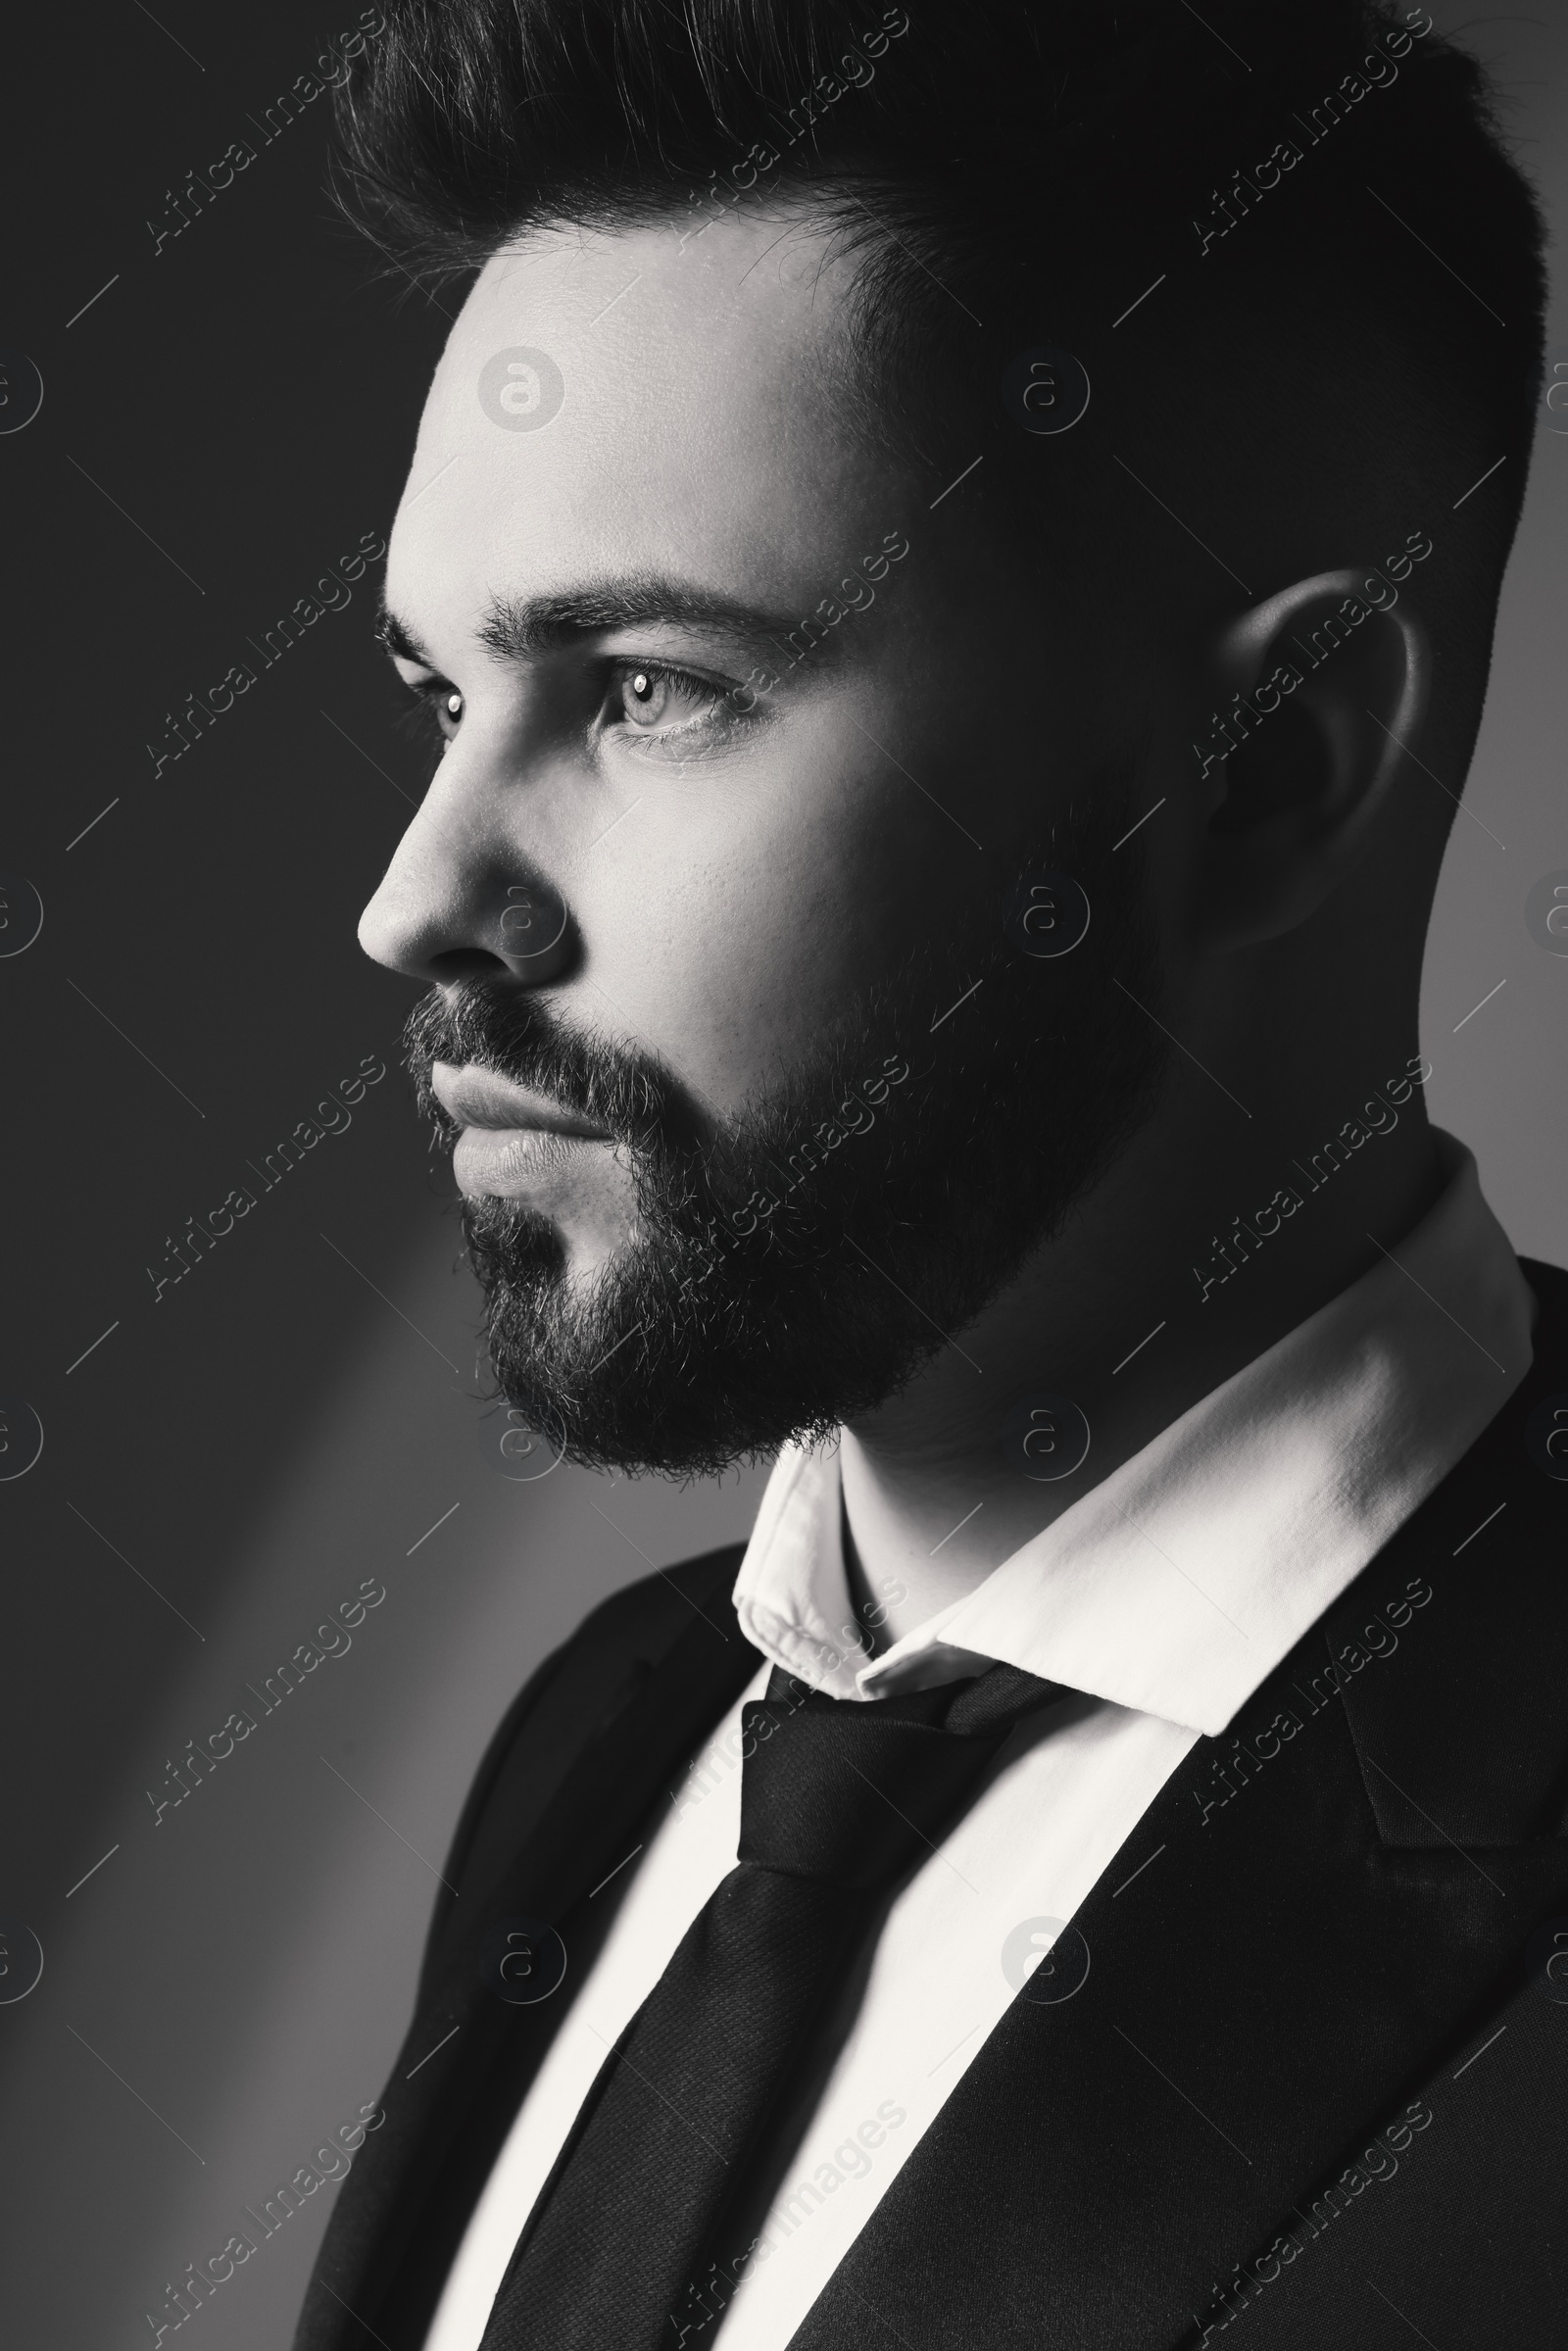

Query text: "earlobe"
[1192, 566, 1429, 951]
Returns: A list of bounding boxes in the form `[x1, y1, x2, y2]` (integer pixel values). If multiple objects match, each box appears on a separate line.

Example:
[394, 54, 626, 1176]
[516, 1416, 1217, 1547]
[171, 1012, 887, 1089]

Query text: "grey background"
[0, 5, 1562, 2343]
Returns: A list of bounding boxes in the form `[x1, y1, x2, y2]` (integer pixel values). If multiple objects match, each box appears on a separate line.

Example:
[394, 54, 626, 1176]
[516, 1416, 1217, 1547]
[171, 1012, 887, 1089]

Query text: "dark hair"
[335, 2, 1545, 698]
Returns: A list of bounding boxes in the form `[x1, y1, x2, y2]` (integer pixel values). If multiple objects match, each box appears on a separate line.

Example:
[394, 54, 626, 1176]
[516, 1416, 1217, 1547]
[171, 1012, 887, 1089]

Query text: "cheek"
[569, 714, 933, 1108]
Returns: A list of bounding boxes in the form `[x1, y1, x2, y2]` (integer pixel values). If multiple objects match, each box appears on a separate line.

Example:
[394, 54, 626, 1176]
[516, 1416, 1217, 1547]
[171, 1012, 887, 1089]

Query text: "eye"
[392, 668, 466, 750]
[611, 661, 718, 734]
[411, 679, 462, 745]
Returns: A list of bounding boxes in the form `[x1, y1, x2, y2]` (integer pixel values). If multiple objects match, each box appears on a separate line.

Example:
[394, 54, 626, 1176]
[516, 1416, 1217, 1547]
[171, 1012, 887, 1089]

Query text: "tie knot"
[737, 1663, 1065, 1891]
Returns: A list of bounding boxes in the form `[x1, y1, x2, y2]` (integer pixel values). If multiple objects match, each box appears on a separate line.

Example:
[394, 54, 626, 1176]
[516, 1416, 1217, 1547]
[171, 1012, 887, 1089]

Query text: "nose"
[357, 786, 573, 988]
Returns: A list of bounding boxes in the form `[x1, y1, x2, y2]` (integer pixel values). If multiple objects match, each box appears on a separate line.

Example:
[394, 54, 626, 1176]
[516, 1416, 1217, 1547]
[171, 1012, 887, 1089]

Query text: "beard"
[405, 781, 1169, 1478]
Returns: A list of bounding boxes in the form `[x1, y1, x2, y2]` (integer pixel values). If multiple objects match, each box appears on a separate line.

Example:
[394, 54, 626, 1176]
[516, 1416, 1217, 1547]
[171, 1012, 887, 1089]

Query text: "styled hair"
[335, 2, 1545, 718]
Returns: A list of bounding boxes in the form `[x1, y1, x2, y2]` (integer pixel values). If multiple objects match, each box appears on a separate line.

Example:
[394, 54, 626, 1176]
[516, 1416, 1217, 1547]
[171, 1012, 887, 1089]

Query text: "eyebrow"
[375, 603, 431, 664]
[376, 576, 802, 670]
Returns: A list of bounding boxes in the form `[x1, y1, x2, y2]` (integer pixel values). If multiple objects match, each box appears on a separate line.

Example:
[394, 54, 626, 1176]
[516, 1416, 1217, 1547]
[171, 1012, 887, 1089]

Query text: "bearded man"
[297, 5, 1568, 2346]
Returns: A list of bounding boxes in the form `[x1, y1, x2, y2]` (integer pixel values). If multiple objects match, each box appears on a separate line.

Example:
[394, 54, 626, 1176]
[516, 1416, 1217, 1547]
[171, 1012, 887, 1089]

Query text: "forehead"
[390, 211, 898, 621]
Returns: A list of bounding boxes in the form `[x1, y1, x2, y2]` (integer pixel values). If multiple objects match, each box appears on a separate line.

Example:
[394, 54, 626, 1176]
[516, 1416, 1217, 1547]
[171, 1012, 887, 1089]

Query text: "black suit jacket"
[298, 1259, 1568, 2351]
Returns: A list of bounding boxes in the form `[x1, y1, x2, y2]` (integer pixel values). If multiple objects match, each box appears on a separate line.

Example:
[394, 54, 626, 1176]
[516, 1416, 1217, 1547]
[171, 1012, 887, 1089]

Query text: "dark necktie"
[478, 1657, 1067, 2351]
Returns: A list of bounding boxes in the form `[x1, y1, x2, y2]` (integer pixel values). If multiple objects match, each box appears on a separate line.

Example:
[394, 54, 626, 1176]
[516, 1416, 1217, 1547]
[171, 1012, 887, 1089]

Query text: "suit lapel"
[789, 1269, 1568, 2349]
[295, 1547, 761, 2351]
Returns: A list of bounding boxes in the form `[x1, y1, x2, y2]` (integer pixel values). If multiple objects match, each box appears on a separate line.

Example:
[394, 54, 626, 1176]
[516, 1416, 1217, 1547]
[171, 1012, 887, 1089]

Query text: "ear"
[1190, 566, 1429, 951]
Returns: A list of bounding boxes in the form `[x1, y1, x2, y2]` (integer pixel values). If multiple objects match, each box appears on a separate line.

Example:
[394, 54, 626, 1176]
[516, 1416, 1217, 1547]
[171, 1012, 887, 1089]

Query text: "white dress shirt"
[423, 1133, 1534, 2350]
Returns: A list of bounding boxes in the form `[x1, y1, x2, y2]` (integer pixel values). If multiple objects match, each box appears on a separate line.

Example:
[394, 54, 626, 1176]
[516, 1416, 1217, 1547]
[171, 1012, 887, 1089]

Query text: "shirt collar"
[732, 1132, 1535, 1737]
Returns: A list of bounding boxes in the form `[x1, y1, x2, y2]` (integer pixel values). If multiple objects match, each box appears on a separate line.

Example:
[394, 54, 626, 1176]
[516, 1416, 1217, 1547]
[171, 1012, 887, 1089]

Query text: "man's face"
[362, 209, 1166, 1472]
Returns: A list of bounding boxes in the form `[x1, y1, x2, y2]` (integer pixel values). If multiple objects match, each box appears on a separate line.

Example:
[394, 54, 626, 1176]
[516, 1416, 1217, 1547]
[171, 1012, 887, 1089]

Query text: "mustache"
[403, 983, 704, 1155]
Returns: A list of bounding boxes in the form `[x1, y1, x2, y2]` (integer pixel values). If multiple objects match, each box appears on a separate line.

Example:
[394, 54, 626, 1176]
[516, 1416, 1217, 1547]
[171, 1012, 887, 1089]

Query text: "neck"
[840, 1052, 1443, 1650]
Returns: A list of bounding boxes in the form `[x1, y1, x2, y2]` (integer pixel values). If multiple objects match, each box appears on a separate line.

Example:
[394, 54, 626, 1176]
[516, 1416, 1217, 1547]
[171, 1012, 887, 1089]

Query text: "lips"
[431, 1060, 613, 1200]
[430, 1060, 612, 1140]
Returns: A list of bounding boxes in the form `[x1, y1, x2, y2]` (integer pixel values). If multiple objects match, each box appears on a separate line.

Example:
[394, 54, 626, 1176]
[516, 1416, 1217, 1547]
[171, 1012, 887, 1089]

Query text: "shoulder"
[420, 1542, 749, 1986]
[1324, 1255, 1568, 1844]
[446, 1540, 748, 1880]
